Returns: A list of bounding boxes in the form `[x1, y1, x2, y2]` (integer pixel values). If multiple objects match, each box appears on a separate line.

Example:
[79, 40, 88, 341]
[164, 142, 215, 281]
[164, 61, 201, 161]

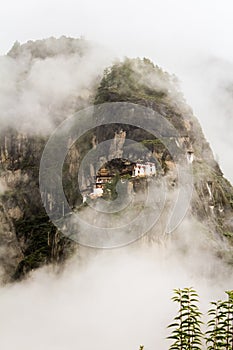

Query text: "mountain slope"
[0, 38, 232, 282]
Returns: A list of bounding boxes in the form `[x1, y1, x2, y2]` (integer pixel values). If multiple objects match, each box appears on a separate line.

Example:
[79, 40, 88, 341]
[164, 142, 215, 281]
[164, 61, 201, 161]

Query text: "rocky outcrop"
[0, 130, 76, 281]
[0, 201, 23, 283]
[91, 58, 233, 245]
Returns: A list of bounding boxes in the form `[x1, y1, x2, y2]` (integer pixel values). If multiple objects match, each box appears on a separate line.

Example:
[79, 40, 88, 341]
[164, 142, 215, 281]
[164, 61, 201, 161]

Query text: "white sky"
[1, 0, 233, 181]
[1, 0, 233, 60]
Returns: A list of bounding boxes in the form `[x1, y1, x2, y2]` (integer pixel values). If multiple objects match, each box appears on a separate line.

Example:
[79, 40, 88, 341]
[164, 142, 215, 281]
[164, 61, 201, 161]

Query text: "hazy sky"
[1, 0, 233, 60]
[1, 0, 233, 181]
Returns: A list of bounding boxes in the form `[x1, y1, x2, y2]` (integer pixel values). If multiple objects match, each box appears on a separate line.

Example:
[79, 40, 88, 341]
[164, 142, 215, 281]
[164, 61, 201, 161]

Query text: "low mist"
[0, 218, 231, 350]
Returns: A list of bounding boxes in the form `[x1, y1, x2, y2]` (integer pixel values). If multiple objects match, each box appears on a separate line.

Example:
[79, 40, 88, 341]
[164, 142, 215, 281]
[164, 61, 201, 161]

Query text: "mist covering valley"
[0, 35, 232, 350]
[0, 228, 232, 350]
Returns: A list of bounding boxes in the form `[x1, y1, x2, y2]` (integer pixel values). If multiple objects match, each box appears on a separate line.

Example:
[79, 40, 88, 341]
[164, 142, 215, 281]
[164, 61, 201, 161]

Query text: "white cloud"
[0, 221, 231, 350]
[0, 39, 113, 133]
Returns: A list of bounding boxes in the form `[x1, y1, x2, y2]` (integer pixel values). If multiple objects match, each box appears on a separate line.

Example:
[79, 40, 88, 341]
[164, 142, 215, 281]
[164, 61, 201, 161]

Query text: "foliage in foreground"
[168, 288, 203, 349]
[168, 287, 233, 350]
[139, 288, 233, 350]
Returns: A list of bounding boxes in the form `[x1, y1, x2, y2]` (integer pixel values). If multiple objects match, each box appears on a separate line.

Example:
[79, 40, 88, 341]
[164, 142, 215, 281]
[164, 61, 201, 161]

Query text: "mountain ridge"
[0, 37, 232, 282]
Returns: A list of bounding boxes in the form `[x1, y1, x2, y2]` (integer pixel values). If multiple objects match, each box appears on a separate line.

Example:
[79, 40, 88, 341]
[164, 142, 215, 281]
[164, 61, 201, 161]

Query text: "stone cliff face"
[92, 59, 233, 242]
[0, 39, 232, 282]
[0, 130, 75, 281]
